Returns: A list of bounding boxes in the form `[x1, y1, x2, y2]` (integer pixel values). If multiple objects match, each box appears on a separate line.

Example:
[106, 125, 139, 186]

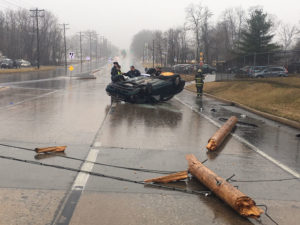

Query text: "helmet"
[197, 69, 202, 73]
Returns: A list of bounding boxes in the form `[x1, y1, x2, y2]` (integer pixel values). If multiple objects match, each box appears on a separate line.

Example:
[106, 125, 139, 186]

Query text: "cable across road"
[0, 143, 284, 225]
[0, 143, 179, 174]
[0, 153, 212, 196]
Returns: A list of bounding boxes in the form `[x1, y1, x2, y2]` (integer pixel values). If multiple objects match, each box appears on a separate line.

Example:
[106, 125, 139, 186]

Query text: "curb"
[203, 92, 300, 130]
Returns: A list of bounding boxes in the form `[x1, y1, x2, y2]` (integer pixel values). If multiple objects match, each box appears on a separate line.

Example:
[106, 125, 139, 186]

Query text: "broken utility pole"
[144, 171, 188, 184]
[186, 154, 263, 218]
[35, 146, 67, 154]
[206, 116, 238, 151]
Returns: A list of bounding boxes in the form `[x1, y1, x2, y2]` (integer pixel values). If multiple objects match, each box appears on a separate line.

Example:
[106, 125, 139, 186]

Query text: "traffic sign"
[69, 52, 75, 59]
[69, 65, 74, 71]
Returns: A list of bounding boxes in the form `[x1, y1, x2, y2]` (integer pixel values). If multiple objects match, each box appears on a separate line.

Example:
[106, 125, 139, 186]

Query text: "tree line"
[0, 8, 116, 66]
[130, 3, 300, 67]
[0, 9, 63, 65]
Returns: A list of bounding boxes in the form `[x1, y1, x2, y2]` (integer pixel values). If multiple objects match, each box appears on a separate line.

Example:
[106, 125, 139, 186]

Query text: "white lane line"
[0, 90, 60, 110]
[72, 148, 100, 190]
[93, 141, 102, 147]
[175, 96, 300, 178]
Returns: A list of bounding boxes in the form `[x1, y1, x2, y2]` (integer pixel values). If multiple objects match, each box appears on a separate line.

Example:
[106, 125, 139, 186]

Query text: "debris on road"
[34, 152, 66, 160]
[206, 116, 238, 151]
[35, 146, 67, 154]
[144, 171, 188, 183]
[186, 154, 263, 218]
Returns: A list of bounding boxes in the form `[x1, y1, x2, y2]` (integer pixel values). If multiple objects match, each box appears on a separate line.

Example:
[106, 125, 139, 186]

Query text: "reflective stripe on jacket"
[195, 77, 204, 86]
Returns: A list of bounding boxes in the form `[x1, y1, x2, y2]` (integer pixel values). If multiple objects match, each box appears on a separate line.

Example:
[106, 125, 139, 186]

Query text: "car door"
[261, 68, 270, 77]
[270, 68, 281, 77]
[267, 68, 277, 77]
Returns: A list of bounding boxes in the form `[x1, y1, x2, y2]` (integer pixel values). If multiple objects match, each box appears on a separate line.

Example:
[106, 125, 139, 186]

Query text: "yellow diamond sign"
[69, 65, 74, 71]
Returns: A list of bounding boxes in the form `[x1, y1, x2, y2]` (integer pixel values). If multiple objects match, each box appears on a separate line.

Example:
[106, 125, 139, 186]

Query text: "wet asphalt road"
[0, 59, 299, 225]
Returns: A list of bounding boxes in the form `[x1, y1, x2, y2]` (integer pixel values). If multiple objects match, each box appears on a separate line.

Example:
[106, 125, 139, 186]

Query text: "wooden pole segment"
[144, 171, 188, 184]
[35, 146, 67, 154]
[186, 154, 263, 218]
[206, 116, 238, 151]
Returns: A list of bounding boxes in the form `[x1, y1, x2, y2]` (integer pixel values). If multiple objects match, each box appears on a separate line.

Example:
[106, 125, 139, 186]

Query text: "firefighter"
[195, 68, 204, 96]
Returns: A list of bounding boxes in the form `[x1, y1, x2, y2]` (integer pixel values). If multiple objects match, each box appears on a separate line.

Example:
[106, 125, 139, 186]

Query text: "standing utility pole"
[85, 32, 93, 71]
[99, 36, 104, 62]
[60, 23, 69, 70]
[86, 32, 92, 62]
[78, 32, 83, 72]
[30, 8, 45, 69]
[94, 33, 101, 64]
[152, 40, 155, 68]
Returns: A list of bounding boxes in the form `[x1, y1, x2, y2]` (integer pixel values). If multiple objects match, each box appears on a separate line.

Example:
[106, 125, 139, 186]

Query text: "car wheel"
[256, 75, 263, 78]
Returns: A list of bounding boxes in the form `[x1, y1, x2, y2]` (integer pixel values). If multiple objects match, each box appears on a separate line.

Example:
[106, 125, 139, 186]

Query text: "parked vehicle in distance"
[172, 64, 189, 73]
[238, 66, 250, 75]
[253, 66, 288, 78]
[0, 58, 14, 69]
[182, 64, 194, 74]
[202, 64, 216, 74]
[18, 59, 31, 67]
[248, 66, 267, 75]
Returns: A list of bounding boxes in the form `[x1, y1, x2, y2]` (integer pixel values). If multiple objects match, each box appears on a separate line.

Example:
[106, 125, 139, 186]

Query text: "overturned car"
[106, 72, 185, 103]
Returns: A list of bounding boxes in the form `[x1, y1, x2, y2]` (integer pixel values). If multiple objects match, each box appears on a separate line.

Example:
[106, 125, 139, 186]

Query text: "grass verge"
[0, 66, 57, 74]
[186, 77, 300, 123]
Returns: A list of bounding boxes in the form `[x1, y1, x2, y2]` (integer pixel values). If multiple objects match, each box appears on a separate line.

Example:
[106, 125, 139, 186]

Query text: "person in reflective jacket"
[126, 66, 141, 78]
[111, 62, 119, 82]
[111, 63, 125, 83]
[195, 68, 204, 97]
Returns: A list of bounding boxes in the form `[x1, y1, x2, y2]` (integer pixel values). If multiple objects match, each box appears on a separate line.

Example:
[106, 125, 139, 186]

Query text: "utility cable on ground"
[226, 174, 299, 183]
[0, 153, 211, 196]
[256, 204, 279, 225]
[0, 143, 179, 174]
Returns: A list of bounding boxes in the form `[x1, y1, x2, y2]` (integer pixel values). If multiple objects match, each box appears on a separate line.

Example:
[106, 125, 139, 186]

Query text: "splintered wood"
[35, 146, 67, 154]
[206, 116, 238, 151]
[186, 154, 263, 218]
[144, 171, 188, 184]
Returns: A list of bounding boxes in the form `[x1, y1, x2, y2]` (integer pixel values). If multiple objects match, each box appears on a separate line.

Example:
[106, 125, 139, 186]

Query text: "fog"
[2, 0, 300, 49]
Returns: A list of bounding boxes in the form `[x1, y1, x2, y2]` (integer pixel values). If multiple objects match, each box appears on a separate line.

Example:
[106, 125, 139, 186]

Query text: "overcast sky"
[2, 0, 300, 49]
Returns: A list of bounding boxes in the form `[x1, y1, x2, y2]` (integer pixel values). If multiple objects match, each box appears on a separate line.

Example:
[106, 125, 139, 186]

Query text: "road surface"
[0, 59, 299, 225]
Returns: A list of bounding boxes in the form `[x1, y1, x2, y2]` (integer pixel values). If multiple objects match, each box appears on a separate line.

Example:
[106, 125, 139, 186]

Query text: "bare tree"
[185, 3, 203, 62]
[279, 23, 299, 51]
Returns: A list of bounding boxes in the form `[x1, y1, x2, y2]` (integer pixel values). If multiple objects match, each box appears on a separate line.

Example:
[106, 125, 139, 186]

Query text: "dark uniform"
[195, 69, 204, 96]
[126, 69, 141, 78]
[111, 66, 124, 83]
